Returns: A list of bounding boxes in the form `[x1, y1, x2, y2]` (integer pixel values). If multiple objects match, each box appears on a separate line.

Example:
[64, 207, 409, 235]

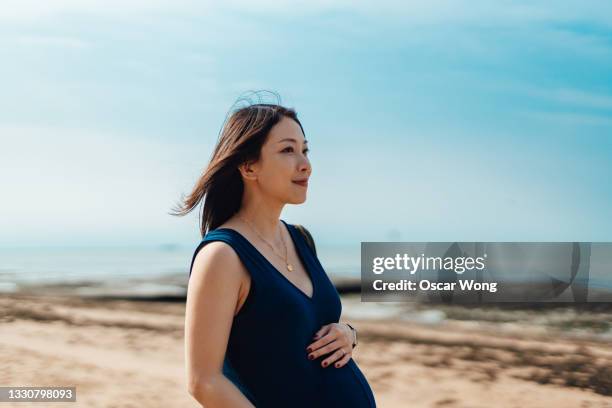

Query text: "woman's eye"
[282, 147, 309, 155]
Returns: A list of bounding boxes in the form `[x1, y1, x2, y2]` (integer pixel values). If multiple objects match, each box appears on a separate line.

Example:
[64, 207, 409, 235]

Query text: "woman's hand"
[305, 323, 354, 369]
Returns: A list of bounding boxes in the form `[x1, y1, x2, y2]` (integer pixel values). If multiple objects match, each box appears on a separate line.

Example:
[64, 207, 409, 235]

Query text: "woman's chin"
[288, 193, 307, 205]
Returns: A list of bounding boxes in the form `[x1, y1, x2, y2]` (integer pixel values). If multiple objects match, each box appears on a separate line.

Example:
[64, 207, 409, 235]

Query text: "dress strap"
[188, 229, 262, 279]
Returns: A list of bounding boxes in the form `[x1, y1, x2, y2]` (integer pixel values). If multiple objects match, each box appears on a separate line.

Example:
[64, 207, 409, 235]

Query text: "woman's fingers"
[307, 338, 341, 359]
[307, 338, 352, 365]
[332, 350, 351, 368]
[312, 324, 331, 341]
[322, 347, 351, 368]
[306, 326, 338, 353]
[308, 323, 346, 349]
[304, 323, 353, 366]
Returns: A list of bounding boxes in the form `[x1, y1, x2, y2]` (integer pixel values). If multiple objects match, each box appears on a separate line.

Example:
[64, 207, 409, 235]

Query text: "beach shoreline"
[1, 293, 611, 407]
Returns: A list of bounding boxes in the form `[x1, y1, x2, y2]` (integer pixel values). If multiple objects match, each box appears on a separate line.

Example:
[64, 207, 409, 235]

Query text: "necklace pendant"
[287, 263, 294, 272]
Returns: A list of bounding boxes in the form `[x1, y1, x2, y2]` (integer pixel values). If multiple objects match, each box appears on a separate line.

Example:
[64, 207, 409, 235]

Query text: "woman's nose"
[299, 159, 311, 174]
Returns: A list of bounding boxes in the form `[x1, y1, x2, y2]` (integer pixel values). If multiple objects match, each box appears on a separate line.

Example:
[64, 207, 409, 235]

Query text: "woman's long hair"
[169, 92, 306, 237]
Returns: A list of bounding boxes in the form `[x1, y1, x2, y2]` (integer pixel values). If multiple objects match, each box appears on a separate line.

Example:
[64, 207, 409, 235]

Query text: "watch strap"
[345, 323, 357, 348]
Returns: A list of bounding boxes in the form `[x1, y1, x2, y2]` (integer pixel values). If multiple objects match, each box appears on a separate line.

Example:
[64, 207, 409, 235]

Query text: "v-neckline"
[214, 219, 316, 302]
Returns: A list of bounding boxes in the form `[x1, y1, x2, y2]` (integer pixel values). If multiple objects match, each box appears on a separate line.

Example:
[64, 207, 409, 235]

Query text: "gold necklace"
[237, 215, 294, 272]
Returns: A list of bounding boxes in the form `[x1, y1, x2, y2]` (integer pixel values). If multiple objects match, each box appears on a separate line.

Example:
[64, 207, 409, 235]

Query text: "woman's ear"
[238, 161, 258, 181]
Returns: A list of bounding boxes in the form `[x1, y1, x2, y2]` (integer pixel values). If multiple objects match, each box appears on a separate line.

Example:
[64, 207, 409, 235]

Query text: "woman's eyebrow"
[278, 138, 308, 144]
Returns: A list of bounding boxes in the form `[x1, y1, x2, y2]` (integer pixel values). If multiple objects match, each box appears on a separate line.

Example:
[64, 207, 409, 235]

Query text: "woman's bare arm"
[185, 241, 254, 407]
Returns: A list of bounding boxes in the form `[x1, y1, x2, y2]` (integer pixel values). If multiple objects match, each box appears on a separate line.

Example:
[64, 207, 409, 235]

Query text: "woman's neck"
[234, 205, 284, 242]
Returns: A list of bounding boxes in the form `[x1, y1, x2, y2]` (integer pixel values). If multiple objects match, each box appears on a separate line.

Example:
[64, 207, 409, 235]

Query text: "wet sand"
[1, 294, 611, 407]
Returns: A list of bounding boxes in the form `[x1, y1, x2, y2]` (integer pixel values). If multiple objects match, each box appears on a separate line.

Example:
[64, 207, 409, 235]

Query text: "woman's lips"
[293, 180, 308, 187]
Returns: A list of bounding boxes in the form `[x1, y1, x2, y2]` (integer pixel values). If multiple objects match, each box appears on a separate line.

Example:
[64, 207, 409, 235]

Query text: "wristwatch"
[345, 323, 358, 349]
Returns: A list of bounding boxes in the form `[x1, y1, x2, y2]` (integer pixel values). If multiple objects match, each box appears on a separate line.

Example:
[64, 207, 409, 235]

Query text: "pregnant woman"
[174, 96, 377, 407]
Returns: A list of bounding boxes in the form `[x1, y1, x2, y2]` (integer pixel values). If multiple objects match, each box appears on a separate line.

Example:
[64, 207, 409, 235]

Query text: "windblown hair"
[169, 92, 305, 237]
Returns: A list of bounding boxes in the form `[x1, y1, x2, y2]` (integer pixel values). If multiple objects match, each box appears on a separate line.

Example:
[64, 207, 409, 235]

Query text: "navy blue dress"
[188, 219, 377, 407]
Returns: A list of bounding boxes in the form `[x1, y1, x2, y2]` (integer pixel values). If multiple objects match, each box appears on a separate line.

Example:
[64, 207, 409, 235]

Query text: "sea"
[0, 244, 360, 297]
[2, 244, 611, 339]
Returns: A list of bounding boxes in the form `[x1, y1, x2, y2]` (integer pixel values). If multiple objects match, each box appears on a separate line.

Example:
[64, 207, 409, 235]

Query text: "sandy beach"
[1, 294, 611, 408]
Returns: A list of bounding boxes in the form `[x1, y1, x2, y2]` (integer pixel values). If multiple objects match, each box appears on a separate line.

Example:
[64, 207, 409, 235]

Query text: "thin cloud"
[0, 124, 210, 235]
[3, 1, 612, 26]
[16, 35, 90, 49]
[523, 111, 612, 127]
[542, 88, 612, 111]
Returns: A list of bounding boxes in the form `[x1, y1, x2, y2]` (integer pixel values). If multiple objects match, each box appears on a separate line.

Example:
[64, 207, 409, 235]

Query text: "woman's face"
[245, 116, 312, 205]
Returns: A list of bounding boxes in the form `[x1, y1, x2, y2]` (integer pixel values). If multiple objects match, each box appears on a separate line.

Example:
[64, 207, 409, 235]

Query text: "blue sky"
[1, 1, 611, 247]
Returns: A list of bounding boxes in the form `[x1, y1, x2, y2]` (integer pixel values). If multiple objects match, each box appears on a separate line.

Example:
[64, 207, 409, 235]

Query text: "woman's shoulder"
[190, 239, 246, 283]
[190, 228, 243, 278]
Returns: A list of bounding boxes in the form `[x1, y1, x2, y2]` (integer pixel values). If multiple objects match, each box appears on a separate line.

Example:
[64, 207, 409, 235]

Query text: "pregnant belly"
[317, 359, 377, 407]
